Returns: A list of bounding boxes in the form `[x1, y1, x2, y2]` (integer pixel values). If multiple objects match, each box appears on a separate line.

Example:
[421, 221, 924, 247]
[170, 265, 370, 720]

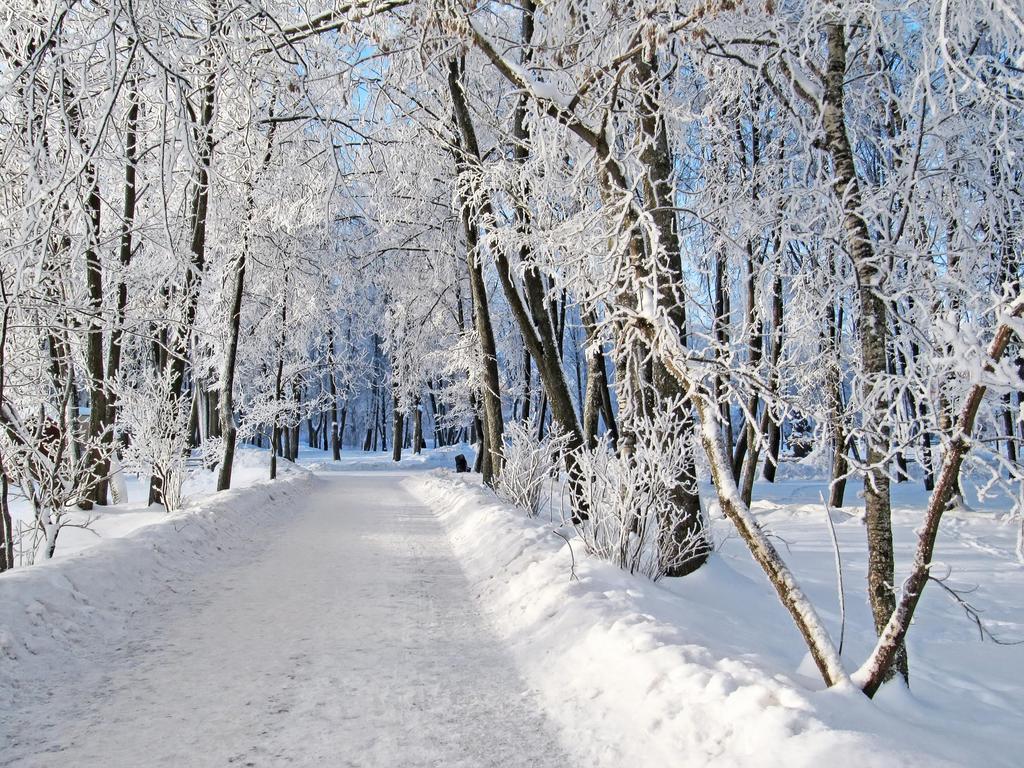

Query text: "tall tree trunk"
[630, 50, 711, 576]
[328, 329, 341, 460]
[170, 66, 216, 401]
[58, 61, 109, 506]
[449, 33, 589, 508]
[216, 239, 247, 489]
[379, 381, 389, 452]
[270, 276, 287, 481]
[82, 149, 107, 506]
[827, 288, 849, 507]
[106, 79, 139, 433]
[413, 397, 424, 454]
[581, 308, 609, 448]
[733, 111, 764, 491]
[763, 268, 785, 482]
[0, 463, 10, 571]
[736, 238, 765, 504]
[152, 59, 217, 504]
[219, 112, 277, 490]
[0, 284, 12, 571]
[713, 246, 735, 453]
[448, 57, 504, 485]
[860, 297, 1024, 695]
[392, 394, 404, 462]
[822, 21, 906, 683]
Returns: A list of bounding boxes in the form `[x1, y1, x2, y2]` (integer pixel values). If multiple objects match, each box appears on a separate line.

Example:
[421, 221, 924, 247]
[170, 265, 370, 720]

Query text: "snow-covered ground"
[0, 446, 1020, 766]
[0, 446, 567, 767]
[408, 467, 1024, 768]
[2, 448, 302, 565]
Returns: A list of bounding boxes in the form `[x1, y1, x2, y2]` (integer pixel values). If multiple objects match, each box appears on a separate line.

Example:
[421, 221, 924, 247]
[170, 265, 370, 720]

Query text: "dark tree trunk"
[448, 57, 504, 485]
[827, 292, 849, 508]
[521, 349, 532, 423]
[472, 400, 485, 474]
[449, 21, 597, 500]
[597, 348, 619, 448]
[308, 415, 318, 449]
[1002, 394, 1018, 469]
[83, 154, 107, 506]
[428, 384, 442, 447]
[106, 80, 139, 431]
[763, 270, 785, 483]
[379, 382, 389, 452]
[327, 329, 342, 460]
[216, 233, 247, 491]
[413, 397, 424, 454]
[822, 22, 906, 683]
[713, 246, 734, 453]
[152, 59, 217, 500]
[339, 404, 348, 453]
[170, 66, 216, 400]
[392, 395, 404, 462]
[581, 309, 609, 448]
[630, 50, 711, 576]
[270, 276, 287, 481]
[0, 467, 11, 571]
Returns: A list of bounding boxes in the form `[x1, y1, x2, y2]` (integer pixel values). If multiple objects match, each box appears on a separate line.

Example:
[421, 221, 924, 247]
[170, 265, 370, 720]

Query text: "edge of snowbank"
[0, 467, 321, 708]
[406, 470, 962, 768]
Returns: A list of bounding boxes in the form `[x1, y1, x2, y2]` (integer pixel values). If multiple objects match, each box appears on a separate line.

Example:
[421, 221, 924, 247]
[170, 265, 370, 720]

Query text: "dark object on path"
[454, 454, 469, 473]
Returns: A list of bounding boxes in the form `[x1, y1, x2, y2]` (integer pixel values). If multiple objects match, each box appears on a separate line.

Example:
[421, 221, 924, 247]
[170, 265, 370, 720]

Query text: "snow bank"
[407, 471, 983, 768]
[0, 462, 319, 710]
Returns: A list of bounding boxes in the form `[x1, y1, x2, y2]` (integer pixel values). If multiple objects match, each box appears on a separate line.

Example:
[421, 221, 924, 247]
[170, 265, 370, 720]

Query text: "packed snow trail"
[1, 473, 571, 767]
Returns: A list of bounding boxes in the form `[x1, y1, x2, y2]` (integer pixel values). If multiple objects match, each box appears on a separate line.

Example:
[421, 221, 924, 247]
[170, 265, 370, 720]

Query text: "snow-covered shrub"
[199, 435, 224, 472]
[0, 401, 107, 561]
[496, 419, 571, 518]
[572, 412, 708, 580]
[115, 372, 192, 511]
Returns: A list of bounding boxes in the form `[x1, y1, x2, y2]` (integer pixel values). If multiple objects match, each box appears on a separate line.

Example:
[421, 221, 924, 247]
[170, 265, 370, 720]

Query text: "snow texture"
[2, 449, 1021, 767]
[408, 470, 1023, 768]
[0, 457, 567, 767]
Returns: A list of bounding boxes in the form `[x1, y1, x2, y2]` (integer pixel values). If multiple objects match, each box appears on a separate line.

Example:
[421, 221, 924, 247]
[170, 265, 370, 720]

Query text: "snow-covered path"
[1, 473, 571, 767]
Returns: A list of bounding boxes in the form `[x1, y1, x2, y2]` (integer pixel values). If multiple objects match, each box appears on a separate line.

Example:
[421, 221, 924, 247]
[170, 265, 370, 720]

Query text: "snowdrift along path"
[0, 472, 570, 768]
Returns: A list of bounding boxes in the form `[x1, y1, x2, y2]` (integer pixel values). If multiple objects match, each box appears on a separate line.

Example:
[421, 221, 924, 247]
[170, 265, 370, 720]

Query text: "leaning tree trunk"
[448, 57, 504, 485]
[448, 32, 591, 516]
[217, 248, 247, 489]
[860, 295, 1024, 694]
